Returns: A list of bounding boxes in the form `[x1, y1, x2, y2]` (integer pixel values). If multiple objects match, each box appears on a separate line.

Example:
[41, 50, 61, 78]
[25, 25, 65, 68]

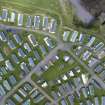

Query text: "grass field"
[0, 0, 62, 22]
[0, 0, 75, 28]
[0, 0, 105, 39]
[0, 0, 61, 12]
[41, 51, 78, 80]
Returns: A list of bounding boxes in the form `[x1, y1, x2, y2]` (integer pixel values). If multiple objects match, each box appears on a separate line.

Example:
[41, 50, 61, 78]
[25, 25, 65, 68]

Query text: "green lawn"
[0, 0, 61, 25]
[1, 0, 105, 42]
[0, 0, 61, 13]
[0, 0, 76, 30]
[42, 51, 78, 81]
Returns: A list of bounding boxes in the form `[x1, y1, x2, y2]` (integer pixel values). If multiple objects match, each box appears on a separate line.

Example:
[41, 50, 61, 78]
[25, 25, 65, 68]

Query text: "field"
[0, 0, 105, 37]
[0, 0, 62, 23]
[0, 0, 75, 29]
[0, 0, 61, 13]
[42, 50, 82, 81]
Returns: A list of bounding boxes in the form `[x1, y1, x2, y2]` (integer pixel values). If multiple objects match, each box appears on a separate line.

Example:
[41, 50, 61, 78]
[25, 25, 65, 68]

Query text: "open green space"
[0, 0, 61, 13]
[42, 51, 78, 81]
[0, 0, 105, 41]
[41, 50, 87, 81]
[0, 0, 75, 32]
[0, 0, 61, 25]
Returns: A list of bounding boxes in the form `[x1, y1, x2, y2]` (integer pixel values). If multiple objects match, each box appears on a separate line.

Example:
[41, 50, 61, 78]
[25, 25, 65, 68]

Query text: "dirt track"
[69, 0, 94, 24]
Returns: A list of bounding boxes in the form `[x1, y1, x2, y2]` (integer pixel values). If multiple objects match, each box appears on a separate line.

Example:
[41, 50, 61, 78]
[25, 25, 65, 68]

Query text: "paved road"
[28, 79, 56, 104]
[68, 50, 105, 89]
[56, 76, 93, 103]
[0, 24, 56, 40]
[1, 23, 105, 105]
[2, 40, 105, 104]
[1, 43, 66, 105]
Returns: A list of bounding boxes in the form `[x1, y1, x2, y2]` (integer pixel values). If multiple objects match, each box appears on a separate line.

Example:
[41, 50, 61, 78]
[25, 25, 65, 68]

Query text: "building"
[23, 43, 32, 53]
[82, 50, 92, 61]
[91, 79, 102, 89]
[18, 13, 23, 26]
[22, 99, 30, 105]
[79, 102, 83, 105]
[26, 16, 32, 27]
[78, 33, 84, 43]
[74, 77, 83, 88]
[0, 66, 8, 76]
[13, 93, 23, 103]
[39, 45, 47, 56]
[3, 80, 11, 91]
[2, 9, 8, 21]
[88, 84, 94, 96]
[75, 90, 81, 99]
[44, 37, 55, 48]
[0, 32, 7, 42]
[97, 49, 105, 59]
[61, 99, 67, 105]
[20, 62, 29, 74]
[42, 16, 49, 30]
[86, 100, 93, 105]
[94, 97, 99, 105]
[7, 40, 16, 50]
[0, 84, 6, 96]
[81, 74, 88, 85]
[62, 75, 68, 81]
[28, 57, 35, 67]
[99, 70, 105, 80]
[0, 52, 4, 62]
[67, 71, 74, 77]
[33, 50, 41, 61]
[49, 19, 57, 33]
[28, 34, 38, 47]
[51, 91, 59, 100]
[9, 75, 17, 86]
[45, 102, 51, 105]
[88, 57, 100, 68]
[63, 31, 70, 42]
[10, 12, 16, 22]
[70, 31, 78, 42]
[33, 16, 40, 29]
[33, 94, 44, 103]
[13, 34, 22, 45]
[30, 89, 40, 99]
[65, 83, 73, 93]
[23, 83, 33, 93]
[18, 88, 28, 98]
[59, 85, 65, 94]
[68, 95, 74, 105]
[41, 81, 48, 88]
[101, 96, 105, 105]
[6, 99, 16, 105]
[94, 65, 103, 73]
[5, 60, 14, 71]
[18, 48, 26, 58]
[86, 36, 95, 47]
[11, 54, 19, 64]
[94, 42, 104, 52]
[63, 56, 70, 62]
[81, 87, 88, 98]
